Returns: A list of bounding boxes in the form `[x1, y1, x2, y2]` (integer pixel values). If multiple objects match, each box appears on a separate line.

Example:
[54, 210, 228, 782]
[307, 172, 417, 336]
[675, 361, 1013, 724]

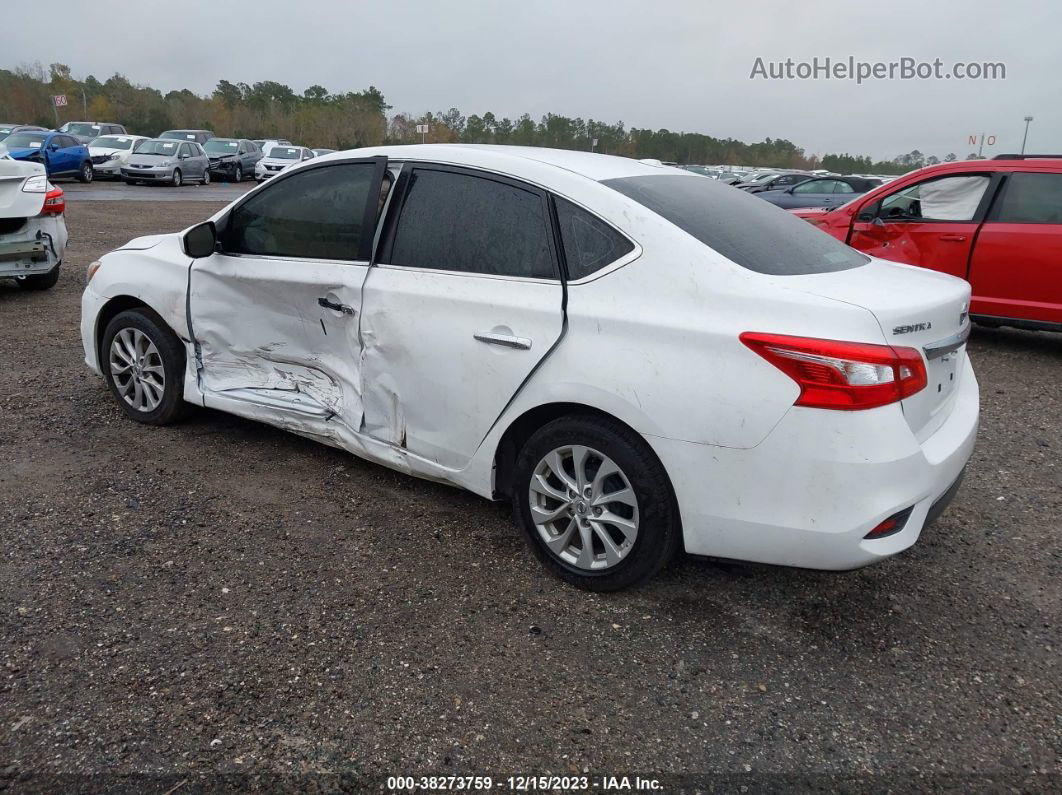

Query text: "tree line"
[2, 64, 954, 174]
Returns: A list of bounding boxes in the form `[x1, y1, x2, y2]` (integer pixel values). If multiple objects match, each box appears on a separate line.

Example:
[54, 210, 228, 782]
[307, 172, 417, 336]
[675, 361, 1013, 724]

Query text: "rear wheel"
[16, 264, 60, 291]
[101, 309, 190, 425]
[171, 169, 182, 187]
[78, 162, 93, 183]
[512, 414, 681, 591]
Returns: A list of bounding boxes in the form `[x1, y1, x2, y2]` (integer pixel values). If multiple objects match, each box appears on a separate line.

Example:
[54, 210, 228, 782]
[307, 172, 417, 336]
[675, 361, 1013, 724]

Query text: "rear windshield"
[602, 174, 869, 275]
[269, 147, 300, 159]
[160, 131, 200, 140]
[91, 136, 134, 150]
[4, 132, 47, 148]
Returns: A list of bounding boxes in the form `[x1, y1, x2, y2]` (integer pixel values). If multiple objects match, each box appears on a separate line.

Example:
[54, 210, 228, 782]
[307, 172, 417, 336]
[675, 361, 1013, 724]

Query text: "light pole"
[1021, 116, 1034, 155]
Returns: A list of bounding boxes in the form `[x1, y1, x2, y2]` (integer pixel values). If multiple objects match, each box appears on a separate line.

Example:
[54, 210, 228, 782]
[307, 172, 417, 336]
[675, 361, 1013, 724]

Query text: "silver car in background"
[121, 139, 211, 187]
[254, 145, 315, 182]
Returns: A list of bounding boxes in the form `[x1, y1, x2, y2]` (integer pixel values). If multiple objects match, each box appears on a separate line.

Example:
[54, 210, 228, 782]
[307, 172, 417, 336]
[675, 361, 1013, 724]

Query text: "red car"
[792, 156, 1062, 331]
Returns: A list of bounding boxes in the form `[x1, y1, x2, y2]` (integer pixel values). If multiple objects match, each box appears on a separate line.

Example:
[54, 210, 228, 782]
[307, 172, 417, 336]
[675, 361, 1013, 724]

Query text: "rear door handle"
[318, 297, 356, 315]
[938, 234, 968, 242]
[474, 331, 532, 350]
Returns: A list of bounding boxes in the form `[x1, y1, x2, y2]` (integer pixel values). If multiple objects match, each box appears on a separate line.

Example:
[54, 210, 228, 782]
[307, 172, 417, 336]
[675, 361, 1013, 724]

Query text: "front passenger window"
[222, 163, 377, 261]
[878, 175, 990, 221]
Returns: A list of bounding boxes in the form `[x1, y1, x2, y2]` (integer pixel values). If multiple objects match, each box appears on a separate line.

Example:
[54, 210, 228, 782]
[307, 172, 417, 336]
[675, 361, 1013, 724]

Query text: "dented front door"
[188, 158, 388, 441]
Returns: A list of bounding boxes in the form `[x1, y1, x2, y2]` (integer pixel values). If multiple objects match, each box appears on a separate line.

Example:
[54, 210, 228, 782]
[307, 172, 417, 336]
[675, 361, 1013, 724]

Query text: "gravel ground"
[1, 200, 1059, 793]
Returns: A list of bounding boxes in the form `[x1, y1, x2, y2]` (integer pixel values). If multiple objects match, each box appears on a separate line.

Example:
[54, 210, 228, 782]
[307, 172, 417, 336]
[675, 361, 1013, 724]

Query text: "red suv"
[792, 156, 1062, 331]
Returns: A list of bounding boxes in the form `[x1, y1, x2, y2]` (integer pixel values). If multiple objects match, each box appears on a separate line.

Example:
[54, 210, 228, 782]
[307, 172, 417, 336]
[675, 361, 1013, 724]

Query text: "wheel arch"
[95, 295, 178, 362]
[491, 401, 676, 507]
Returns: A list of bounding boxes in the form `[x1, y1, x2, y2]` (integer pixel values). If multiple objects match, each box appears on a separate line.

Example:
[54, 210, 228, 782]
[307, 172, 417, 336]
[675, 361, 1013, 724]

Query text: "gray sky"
[3, 0, 1057, 160]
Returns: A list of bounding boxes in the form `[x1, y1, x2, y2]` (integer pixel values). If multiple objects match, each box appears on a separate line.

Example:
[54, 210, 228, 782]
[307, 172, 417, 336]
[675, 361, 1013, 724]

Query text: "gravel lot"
[1, 199, 1059, 792]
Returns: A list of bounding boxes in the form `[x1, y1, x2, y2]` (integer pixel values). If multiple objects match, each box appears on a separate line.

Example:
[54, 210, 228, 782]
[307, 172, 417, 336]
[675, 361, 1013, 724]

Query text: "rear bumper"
[0, 216, 68, 277]
[648, 356, 979, 570]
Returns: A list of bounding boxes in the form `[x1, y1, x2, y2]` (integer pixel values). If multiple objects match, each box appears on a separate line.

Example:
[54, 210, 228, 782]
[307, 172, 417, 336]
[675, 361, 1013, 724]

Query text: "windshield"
[136, 140, 181, 156]
[602, 174, 869, 275]
[268, 147, 300, 159]
[747, 172, 778, 183]
[204, 139, 239, 153]
[4, 132, 47, 148]
[61, 122, 101, 136]
[90, 136, 134, 150]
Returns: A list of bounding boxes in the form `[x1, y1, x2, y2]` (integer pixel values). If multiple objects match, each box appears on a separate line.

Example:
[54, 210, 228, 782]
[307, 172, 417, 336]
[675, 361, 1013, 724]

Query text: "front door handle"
[318, 297, 356, 315]
[474, 331, 532, 350]
[938, 234, 968, 242]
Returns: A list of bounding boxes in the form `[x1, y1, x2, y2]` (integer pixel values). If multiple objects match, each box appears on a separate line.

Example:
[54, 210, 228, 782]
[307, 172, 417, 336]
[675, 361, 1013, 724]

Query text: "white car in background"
[1, 160, 68, 290]
[254, 145, 314, 181]
[80, 146, 978, 590]
[88, 134, 150, 179]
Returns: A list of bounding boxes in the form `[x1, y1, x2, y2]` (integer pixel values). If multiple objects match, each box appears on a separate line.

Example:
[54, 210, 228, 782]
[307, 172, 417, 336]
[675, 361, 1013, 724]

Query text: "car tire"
[201, 169, 211, 185]
[100, 308, 191, 426]
[16, 263, 61, 291]
[78, 162, 93, 183]
[512, 413, 681, 591]
[234, 165, 242, 182]
[171, 169, 182, 187]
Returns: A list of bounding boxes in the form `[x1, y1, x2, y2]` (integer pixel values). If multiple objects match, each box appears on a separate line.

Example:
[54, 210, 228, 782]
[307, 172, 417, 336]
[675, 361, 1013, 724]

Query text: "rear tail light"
[40, 186, 65, 216]
[740, 332, 927, 410]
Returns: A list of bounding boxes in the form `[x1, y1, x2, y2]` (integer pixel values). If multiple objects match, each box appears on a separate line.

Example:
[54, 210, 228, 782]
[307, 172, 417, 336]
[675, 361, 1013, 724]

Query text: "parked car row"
[1, 121, 326, 185]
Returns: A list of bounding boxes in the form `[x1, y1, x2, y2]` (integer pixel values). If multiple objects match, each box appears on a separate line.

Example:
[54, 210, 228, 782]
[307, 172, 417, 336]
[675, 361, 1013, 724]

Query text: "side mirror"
[182, 221, 217, 258]
[872, 216, 886, 227]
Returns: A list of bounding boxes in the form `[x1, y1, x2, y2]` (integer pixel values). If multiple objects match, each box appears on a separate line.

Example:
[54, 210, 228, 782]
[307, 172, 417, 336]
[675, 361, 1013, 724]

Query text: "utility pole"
[1021, 116, 1034, 154]
[977, 133, 985, 158]
[82, 88, 87, 117]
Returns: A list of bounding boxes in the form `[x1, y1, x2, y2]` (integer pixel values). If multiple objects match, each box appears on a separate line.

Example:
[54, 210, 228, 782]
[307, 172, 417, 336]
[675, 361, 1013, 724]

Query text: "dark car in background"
[57, 121, 128, 144]
[203, 138, 262, 182]
[159, 129, 215, 145]
[740, 171, 813, 193]
[757, 175, 881, 209]
[3, 131, 93, 182]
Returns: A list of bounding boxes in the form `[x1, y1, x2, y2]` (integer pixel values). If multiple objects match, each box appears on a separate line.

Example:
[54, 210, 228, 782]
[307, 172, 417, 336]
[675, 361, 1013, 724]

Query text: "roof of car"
[319, 144, 687, 182]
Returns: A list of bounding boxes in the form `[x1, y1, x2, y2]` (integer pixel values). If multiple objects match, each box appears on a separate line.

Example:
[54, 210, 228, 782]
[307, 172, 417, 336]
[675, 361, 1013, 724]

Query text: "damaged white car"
[1, 160, 67, 290]
[80, 146, 977, 590]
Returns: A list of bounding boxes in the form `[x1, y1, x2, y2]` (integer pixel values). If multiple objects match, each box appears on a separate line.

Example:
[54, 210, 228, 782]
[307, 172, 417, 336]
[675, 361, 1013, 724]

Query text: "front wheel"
[171, 169, 182, 187]
[101, 309, 190, 425]
[512, 414, 681, 591]
[78, 162, 93, 183]
[233, 165, 242, 182]
[201, 169, 211, 185]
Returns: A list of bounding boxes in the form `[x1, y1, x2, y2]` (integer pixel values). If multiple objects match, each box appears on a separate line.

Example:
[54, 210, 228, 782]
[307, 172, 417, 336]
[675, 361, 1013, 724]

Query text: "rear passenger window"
[555, 198, 634, 279]
[991, 173, 1062, 224]
[387, 168, 555, 279]
[222, 163, 377, 260]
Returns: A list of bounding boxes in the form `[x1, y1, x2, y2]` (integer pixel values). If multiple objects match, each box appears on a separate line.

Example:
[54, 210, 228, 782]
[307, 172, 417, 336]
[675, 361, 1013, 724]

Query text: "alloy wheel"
[109, 328, 165, 412]
[528, 445, 640, 570]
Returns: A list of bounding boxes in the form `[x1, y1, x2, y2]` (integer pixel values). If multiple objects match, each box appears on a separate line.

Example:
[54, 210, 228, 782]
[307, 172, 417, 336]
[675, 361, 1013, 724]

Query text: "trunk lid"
[779, 258, 972, 440]
[0, 160, 46, 218]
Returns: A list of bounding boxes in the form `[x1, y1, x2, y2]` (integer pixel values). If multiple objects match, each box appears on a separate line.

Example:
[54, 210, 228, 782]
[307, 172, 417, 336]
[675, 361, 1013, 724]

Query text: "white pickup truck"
[0, 159, 68, 290]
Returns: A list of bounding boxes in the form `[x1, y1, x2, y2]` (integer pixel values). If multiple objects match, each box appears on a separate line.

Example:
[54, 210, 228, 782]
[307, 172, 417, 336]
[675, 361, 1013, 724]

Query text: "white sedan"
[1, 159, 68, 290]
[79, 146, 978, 590]
[87, 134, 150, 179]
